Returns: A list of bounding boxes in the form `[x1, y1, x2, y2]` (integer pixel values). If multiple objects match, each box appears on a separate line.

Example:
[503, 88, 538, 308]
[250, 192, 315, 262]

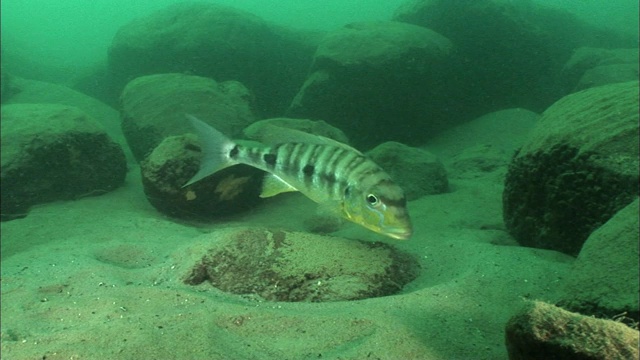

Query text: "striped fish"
[184, 115, 412, 240]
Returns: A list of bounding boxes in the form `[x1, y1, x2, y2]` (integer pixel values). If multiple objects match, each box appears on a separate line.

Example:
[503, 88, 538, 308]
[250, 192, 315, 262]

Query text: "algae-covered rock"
[287, 20, 454, 149]
[562, 47, 639, 92]
[120, 73, 256, 162]
[503, 81, 639, 255]
[109, 2, 319, 117]
[367, 141, 448, 200]
[184, 227, 420, 302]
[557, 198, 639, 323]
[394, 0, 637, 116]
[575, 63, 639, 92]
[505, 301, 639, 360]
[1, 103, 127, 220]
[4, 77, 131, 161]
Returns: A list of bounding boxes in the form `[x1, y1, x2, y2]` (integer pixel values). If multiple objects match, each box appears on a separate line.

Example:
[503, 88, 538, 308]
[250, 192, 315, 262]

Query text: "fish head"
[343, 180, 412, 240]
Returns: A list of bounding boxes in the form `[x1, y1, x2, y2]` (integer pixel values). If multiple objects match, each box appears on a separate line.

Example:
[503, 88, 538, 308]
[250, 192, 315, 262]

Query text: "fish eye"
[366, 194, 379, 206]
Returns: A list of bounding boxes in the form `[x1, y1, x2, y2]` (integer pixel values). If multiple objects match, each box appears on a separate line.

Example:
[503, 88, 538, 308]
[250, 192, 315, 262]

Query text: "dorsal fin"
[251, 124, 363, 155]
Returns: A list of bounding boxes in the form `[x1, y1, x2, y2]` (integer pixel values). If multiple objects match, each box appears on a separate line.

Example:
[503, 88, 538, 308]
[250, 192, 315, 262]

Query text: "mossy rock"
[120, 73, 256, 162]
[503, 81, 639, 255]
[1, 103, 127, 220]
[184, 227, 420, 302]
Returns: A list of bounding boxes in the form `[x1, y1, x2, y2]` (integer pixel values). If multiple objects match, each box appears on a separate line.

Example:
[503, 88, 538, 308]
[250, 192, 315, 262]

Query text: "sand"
[0, 110, 576, 360]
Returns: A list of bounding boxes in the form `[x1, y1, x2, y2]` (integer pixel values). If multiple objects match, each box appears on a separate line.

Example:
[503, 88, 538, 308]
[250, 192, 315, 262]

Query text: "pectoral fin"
[260, 174, 298, 198]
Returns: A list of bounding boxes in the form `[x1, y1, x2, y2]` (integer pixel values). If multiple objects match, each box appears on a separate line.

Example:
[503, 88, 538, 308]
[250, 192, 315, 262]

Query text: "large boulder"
[557, 198, 639, 324]
[503, 81, 639, 255]
[120, 73, 256, 162]
[3, 77, 131, 161]
[423, 108, 540, 180]
[287, 20, 454, 149]
[394, 0, 638, 117]
[1, 104, 127, 220]
[109, 2, 320, 117]
[562, 47, 639, 92]
[505, 301, 639, 360]
[367, 141, 448, 200]
[183, 227, 420, 302]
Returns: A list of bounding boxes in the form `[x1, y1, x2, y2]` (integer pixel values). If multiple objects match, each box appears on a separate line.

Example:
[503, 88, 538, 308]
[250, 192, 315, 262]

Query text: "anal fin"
[260, 174, 298, 198]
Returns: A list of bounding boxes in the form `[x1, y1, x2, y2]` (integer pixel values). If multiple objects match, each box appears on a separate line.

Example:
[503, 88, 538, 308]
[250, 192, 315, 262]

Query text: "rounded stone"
[287, 21, 454, 148]
[367, 141, 448, 200]
[557, 198, 639, 323]
[120, 73, 256, 162]
[184, 227, 420, 302]
[503, 81, 639, 255]
[1, 103, 127, 220]
[109, 2, 318, 117]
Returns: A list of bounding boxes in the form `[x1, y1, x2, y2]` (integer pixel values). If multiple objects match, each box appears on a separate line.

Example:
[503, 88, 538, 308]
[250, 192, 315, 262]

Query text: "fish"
[184, 115, 412, 240]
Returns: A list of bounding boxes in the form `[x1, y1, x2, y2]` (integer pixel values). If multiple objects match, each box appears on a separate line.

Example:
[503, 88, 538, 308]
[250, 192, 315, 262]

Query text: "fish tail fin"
[183, 114, 237, 187]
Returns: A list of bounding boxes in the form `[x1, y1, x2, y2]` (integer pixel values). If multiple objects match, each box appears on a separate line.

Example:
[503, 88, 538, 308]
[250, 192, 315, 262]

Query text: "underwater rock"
[94, 243, 160, 269]
[574, 63, 639, 92]
[287, 20, 453, 149]
[423, 108, 540, 160]
[562, 47, 639, 92]
[367, 141, 448, 200]
[557, 198, 639, 324]
[3, 77, 129, 160]
[184, 227, 420, 302]
[503, 81, 639, 255]
[1, 103, 127, 221]
[120, 73, 256, 162]
[109, 2, 320, 117]
[449, 144, 509, 179]
[243, 117, 350, 145]
[394, 0, 637, 116]
[140, 134, 263, 219]
[505, 301, 639, 360]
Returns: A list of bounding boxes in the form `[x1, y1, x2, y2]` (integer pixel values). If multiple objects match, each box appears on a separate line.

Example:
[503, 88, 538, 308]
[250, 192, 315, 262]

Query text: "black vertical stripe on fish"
[298, 143, 317, 172]
[328, 149, 355, 197]
[245, 147, 265, 167]
[320, 147, 343, 176]
[301, 164, 316, 189]
[275, 143, 299, 174]
[263, 153, 277, 168]
[302, 144, 324, 190]
[342, 155, 367, 179]
[326, 147, 346, 175]
[273, 144, 289, 173]
[354, 163, 386, 185]
[302, 164, 315, 176]
[288, 143, 304, 171]
[229, 145, 239, 159]
[315, 146, 342, 195]
[333, 151, 359, 179]
[293, 143, 313, 179]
